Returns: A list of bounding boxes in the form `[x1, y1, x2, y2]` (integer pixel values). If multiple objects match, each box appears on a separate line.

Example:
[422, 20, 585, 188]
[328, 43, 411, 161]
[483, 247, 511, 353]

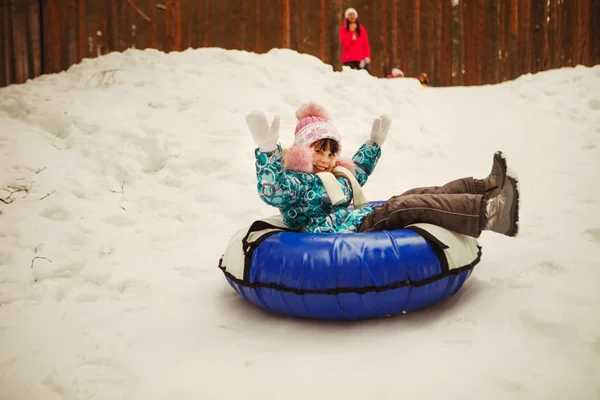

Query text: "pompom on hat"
[293, 103, 342, 152]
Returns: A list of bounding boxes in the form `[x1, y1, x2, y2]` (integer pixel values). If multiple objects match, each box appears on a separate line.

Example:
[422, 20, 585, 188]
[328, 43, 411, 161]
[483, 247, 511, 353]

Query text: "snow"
[0, 46, 599, 400]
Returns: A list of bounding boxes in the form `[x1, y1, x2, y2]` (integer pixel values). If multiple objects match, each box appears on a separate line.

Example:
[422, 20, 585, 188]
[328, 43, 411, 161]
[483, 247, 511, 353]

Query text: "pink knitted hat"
[293, 103, 342, 152]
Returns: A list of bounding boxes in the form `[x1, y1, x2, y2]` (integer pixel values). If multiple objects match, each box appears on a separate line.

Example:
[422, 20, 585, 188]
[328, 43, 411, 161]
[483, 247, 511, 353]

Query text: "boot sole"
[505, 176, 520, 237]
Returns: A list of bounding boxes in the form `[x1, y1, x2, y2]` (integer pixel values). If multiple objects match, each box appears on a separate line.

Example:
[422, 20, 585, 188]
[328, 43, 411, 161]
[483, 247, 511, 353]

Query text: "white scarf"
[316, 166, 368, 208]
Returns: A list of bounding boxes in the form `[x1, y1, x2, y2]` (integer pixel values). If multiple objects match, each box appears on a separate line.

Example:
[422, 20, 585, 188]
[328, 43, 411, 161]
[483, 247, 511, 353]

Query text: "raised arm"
[247, 112, 303, 208]
[352, 115, 391, 186]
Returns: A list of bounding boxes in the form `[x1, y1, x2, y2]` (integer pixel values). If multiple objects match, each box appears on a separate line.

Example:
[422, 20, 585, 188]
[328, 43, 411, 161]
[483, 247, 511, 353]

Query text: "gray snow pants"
[358, 177, 488, 238]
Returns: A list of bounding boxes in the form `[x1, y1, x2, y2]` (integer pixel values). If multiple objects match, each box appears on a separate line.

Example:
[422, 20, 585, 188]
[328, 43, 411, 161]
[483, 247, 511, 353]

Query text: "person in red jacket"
[339, 8, 371, 72]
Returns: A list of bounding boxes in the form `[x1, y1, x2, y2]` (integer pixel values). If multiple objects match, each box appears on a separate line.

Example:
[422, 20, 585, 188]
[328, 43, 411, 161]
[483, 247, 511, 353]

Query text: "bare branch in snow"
[35, 167, 47, 174]
[31, 256, 52, 268]
[40, 190, 56, 200]
[1, 181, 33, 203]
[34, 243, 43, 253]
[86, 69, 119, 90]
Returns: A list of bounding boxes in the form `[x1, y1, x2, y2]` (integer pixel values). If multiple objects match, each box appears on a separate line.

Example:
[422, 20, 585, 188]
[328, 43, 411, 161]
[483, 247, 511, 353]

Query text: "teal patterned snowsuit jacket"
[255, 142, 382, 234]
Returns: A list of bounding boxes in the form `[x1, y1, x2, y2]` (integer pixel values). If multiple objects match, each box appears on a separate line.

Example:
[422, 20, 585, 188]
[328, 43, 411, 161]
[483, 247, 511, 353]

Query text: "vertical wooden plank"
[175, 0, 182, 49]
[571, 0, 581, 65]
[549, 0, 559, 69]
[192, 0, 204, 49]
[319, 0, 326, 61]
[120, 0, 128, 50]
[254, 0, 260, 52]
[107, 0, 118, 51]
[1, 0, 10, 86]
[82, 0, 97, 57]
[462, 0, 474, 85]
[12, 0, 27, 83]
[290, 0, 299, 51]
[456, 0, 465, 85]
[147, 0, 157, 48]
[464, 0, 472, 84]
[542, 0, 551, 70]
[164, 0, 172, 51]
[413, 0, 421, 76]
[440, 0, 452, 86]
[433, 0, 443, 86]
[27, 0, 42, 78]
[225, 0, 237, 50]
[77, 0, 87, 60]
[578, 0, 590, 65]
[240, 0, 248, 49]
[592, 0, 600, 65]
[488, 0, 499, 84]
[280, 0, 290, 48]
[50, 0, 63, 73]
[390, 0, 398, 72]
[168, 0, 179, 50]
[204, 0, 211, 47]
[216, 0, 225, 48]
[498, 0, 507, 82]
[518, 0, 531, 73]
[311, 0, 318, 57]
[531, 0, 544, 73]
[562, 0, 573, 65]
[507, 0, 518, 79]
[63, 0, 77, 67]
[380, 0, 388, 74]
[184, 0, 192, 48]
[400, 0, 413, 77]
[475, 0, 486, 85]
[328, 0, 342, 70]
[420, 0, 433, 81]
[262, 0, 277, 52]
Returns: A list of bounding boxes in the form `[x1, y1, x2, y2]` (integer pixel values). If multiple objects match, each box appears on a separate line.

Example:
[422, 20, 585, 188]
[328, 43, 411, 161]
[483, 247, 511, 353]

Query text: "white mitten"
[246, 111, 280, 152]
[359, 59, 366, 68]
[364, 57, 371, 64]
[369, 114, 391, 147]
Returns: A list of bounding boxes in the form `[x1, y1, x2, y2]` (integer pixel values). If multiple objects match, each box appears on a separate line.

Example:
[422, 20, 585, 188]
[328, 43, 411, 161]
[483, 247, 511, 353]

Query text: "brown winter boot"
[482, 151, 508, 198]
[484, 176, 520, 236]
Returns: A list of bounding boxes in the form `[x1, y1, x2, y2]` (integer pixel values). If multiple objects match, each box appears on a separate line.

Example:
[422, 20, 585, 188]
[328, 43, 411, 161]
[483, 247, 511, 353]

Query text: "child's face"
[311, 141, 337, 173]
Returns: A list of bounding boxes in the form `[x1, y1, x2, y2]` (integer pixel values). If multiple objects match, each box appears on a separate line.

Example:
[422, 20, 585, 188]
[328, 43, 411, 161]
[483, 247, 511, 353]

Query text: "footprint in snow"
[583, 228, 600, 244]
[104, 215, 136, 228]
[45, 359, 138, 399]
[39, 207, 71, 222]
[518, 310, 567, 340]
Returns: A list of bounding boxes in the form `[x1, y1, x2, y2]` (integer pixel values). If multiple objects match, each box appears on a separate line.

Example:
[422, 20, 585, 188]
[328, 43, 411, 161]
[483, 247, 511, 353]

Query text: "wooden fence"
[2, 0, 599, 88]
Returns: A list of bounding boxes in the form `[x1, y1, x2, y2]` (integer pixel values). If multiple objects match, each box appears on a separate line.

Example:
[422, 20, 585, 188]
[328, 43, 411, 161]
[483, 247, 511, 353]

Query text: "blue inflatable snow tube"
[219, 205, 481, 320]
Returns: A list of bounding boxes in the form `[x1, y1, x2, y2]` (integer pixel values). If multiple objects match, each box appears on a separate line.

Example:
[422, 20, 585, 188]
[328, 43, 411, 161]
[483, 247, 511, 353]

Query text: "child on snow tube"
[247, 103, 519, 238]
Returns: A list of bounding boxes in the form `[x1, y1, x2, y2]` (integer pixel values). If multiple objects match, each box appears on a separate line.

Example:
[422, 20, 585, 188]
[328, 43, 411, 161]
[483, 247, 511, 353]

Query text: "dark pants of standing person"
[343, 61, 370, 73]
